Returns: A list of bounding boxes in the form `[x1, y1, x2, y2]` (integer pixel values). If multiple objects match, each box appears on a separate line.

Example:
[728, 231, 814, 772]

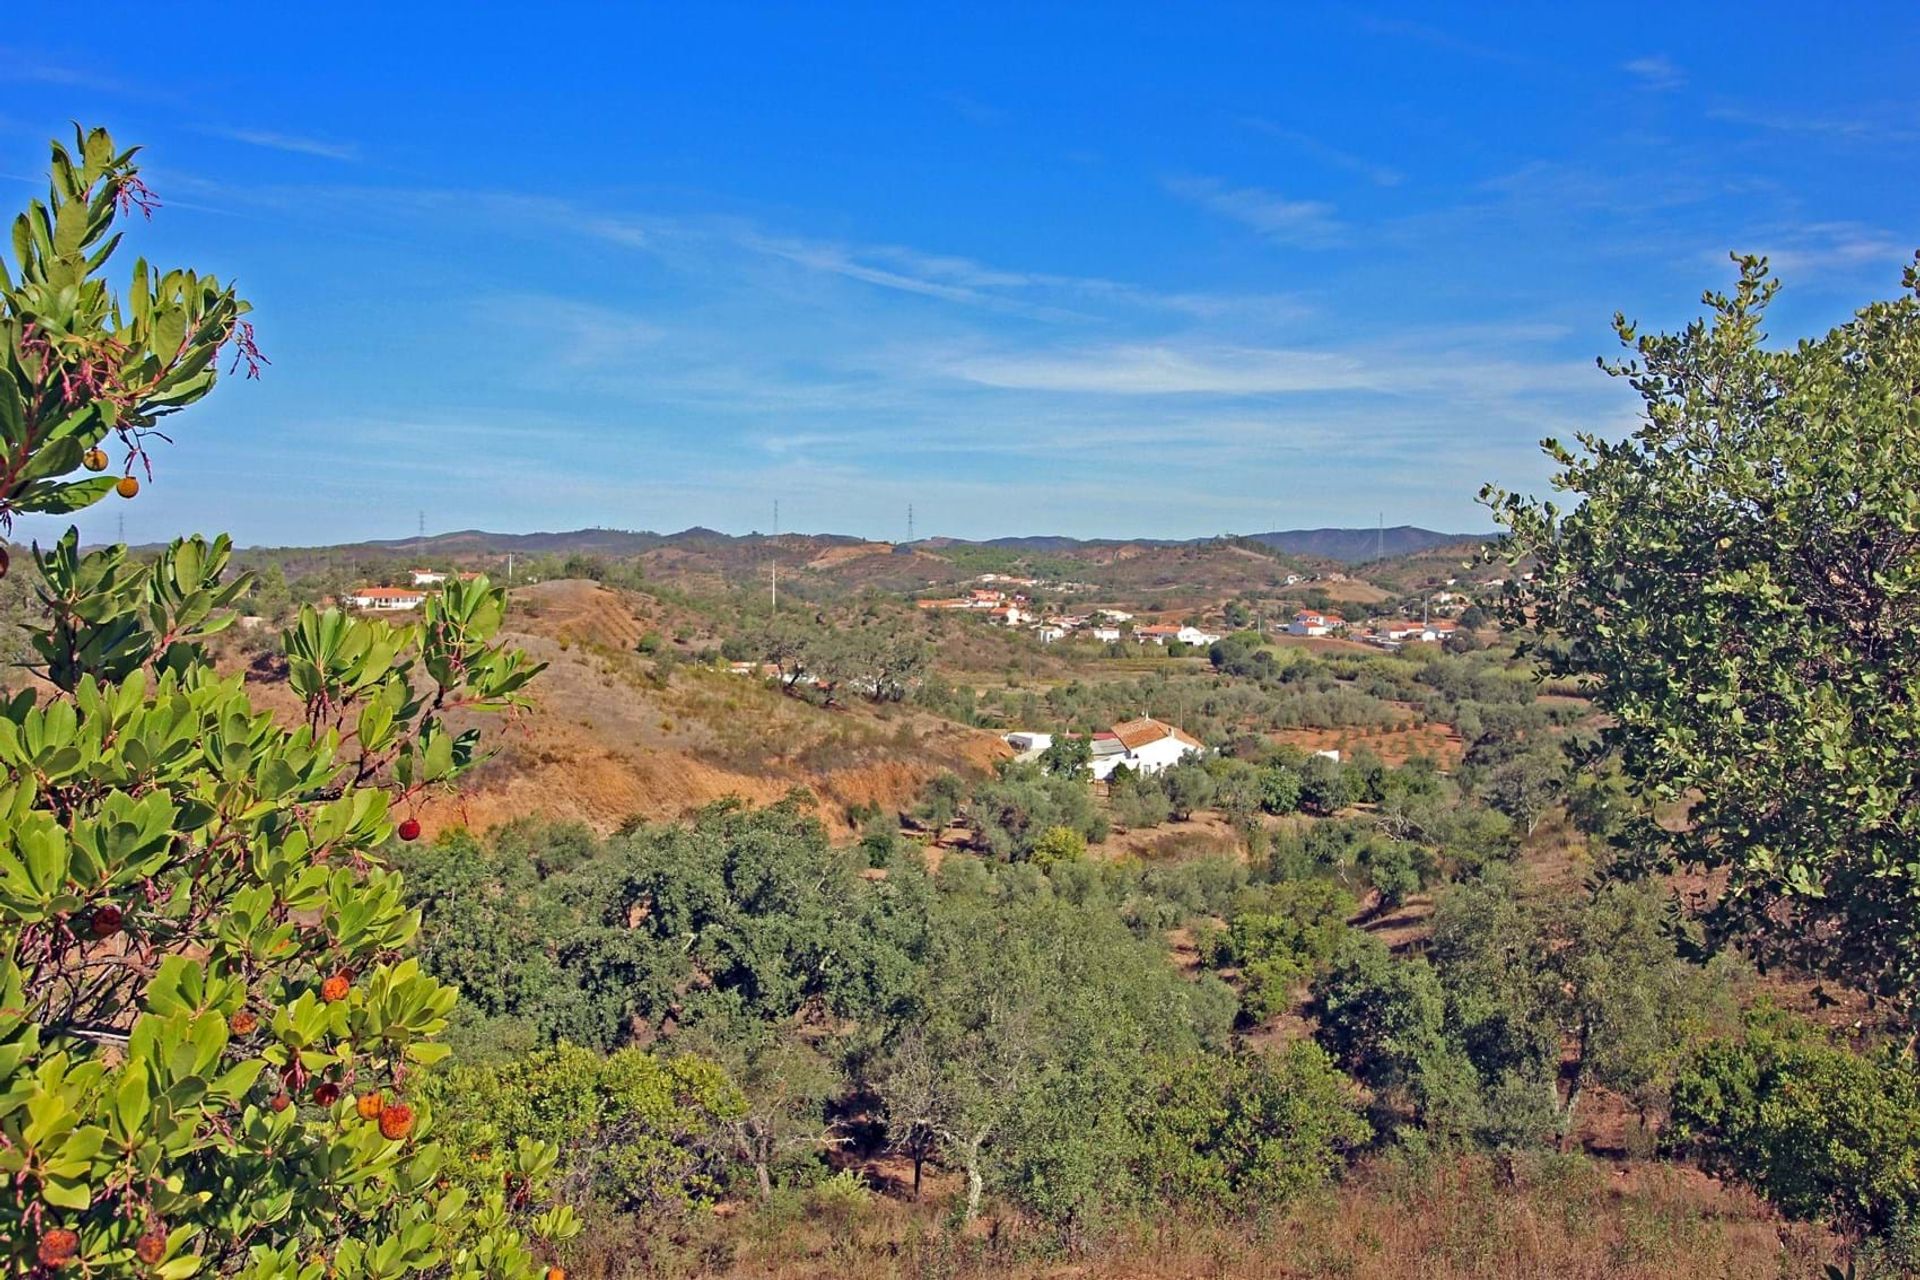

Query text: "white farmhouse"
[1092, 717, 1204, 779]
[409, 568, 447, 586]
[1090, 626, 1121, 643]
[346, 586, 427, 612]
[1176, 626, 1222, 646]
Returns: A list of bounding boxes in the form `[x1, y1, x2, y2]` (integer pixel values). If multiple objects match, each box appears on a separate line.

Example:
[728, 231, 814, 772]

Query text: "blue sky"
[4, 4, 1917, 546]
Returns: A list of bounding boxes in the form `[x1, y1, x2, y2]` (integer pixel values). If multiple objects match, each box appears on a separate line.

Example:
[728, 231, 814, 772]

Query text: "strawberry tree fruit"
[1, 127, 569, 1279]
[115, 474, 140, 498]
[378, 1102, 417, 1141]
[82, 447, 109, 472]
[397, 817, 422, 842]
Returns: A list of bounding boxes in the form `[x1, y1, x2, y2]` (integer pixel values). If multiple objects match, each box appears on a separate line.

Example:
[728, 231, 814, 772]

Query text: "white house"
[1176, 626, 1222, 646]
[1097, 609, 1133, 622]
[1091, 626, 1122, 643]
[409, 568, 447, 586]
[1094, 717, 1205, 779]
[1134, 624, 1182, 645]
[346, 586, 427, 612]
[988, 604, 1027, 626]
[1034, 624, 1068, 644]
[1287, 610, 1345, 637]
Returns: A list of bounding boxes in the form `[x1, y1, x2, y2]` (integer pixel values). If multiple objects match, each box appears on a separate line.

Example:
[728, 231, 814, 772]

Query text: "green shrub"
[1668, 1019, 1920, 1234]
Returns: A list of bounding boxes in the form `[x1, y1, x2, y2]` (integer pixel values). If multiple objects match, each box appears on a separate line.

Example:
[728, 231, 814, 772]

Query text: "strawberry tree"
[1, 130, 574, 1276]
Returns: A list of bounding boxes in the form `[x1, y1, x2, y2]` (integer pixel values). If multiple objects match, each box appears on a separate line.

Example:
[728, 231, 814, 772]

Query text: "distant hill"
[1243, 526, 1491, 563]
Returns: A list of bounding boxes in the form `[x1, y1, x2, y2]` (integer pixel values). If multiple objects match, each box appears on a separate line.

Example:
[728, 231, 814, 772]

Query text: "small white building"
[409, 568, 447, 586]
[346, 586, 427, 612]
[1135, 624, 1182, 645]
[1176, 626, 1222, 646]
[1004, 731, 1053, 763]
[1091, 626, 1122, 643]
[1097, 609, 1133, 622]
[1287, 610, 1345, 637]
[1034, 624, 1068, 644]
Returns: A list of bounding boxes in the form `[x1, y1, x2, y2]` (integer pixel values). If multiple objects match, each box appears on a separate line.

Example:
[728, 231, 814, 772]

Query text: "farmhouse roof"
[1111, 717, 1204, 751]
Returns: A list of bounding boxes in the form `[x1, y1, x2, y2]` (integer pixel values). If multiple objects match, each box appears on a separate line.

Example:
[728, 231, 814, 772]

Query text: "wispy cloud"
[939, 343, 1373, 395]
[1239, 117, 1403, 187]
[1358, 16, 1530, 67]
[1723, 222, 1913, 278]
[1623, 55, 1685, 92]
[1708, 103, 1920, 144]
[202, 126, 359, 162]
[1164, 176, 1347, 248]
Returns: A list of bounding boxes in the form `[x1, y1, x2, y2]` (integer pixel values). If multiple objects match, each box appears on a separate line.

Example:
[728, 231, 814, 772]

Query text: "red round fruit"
[313, 1082, 341, 1106]
[378, 1102, 415, 1140]
[269, 1092, 291, 1113]
[38, 1228, 80, 1266]
[89, 903, 124, 937]
[397, 818, 422, 842]
[135, 1230, 167, 1265]
[230, 1010, 258, 1036]
[320, 973, 350, 1003]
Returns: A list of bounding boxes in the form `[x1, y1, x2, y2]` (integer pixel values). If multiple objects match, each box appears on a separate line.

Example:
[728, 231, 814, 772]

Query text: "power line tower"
[907, 503, 914, 543]
[418, 509, 425, 539]
[1376, 512, 1384, 560]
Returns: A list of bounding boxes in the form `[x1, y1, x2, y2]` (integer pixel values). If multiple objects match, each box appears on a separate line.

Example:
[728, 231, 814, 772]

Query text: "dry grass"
[559, 1152, 1837, 1279]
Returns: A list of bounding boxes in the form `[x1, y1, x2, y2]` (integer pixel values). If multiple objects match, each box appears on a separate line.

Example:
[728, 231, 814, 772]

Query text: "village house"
[1090, 625, 1122, 643]
[1034, 623, 1068, 643]
[1097, 609, 1133, 622]
[1176, 625, 1222, 646]
[988, 604, 1027, 626]
[915, 597, 971, 611]
[1287, 610, 1345, 637]
[1003, 717, 1204, 780]
[409, 568, 447, 586]
[1099, 717, 1205, 778]
[346, 586, 427, 611]
[1134, 623, 1183, 645]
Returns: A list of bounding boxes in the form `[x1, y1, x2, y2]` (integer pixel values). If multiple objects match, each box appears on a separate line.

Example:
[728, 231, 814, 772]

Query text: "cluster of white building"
[344, 568, 482, 612]
[1284, 608, 1461, 649]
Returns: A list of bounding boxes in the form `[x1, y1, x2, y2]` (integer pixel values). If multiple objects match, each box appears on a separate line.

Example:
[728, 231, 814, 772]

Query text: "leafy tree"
[967, 762, 1103, 860]
[1163, 757, 1217, 820]
[1298, 753, 1356, 815]
[0, 129, 572, 1277]
[1258, 763, 1303, 815]
[1485, 255, 1920, 1013]
[1030, 825, 1087, 869]
[1668, 1016, 1920, 1235]
[1038, 733, 1092, 779]
[427, 1043, 744, 1213]
[1132, 1043, 1368, 1212]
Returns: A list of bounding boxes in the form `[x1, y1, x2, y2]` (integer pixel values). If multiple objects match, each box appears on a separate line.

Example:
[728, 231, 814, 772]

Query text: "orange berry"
[270, 1091, 291, 1113]
[38, 1228, 80, 1266]
[230, 1010, 258, 1036]
[115, 475, 140, 499]
[356, 1090, 384, 1120]
[83, 447, 109, 472]
[378, 1102, 415, 1140]
[547, 1268, 566, 1280]
[320, 973, 350, 1003]
[135, 1230, 167, 1265]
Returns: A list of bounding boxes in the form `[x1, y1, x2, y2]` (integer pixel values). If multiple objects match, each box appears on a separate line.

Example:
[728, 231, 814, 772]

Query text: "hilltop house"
[1288, 610, 1345, 637]
[346, 586, 427, 611]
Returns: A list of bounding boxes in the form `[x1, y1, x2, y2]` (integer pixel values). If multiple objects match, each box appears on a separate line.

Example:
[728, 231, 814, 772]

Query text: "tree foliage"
[1485, 255, 1920, 1013]
[0, 129, 572, 1278]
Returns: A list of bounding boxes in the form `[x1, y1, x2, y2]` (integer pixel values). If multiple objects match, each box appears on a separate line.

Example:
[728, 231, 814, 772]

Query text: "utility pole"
[771, 560, 777, 612]
[1377, 512, 1383, 561]
[506, 553, 514, 585]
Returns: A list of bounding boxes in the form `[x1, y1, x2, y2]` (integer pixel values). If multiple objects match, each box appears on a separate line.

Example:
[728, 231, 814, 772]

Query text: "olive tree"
[1484, 254, 1920, 1015]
